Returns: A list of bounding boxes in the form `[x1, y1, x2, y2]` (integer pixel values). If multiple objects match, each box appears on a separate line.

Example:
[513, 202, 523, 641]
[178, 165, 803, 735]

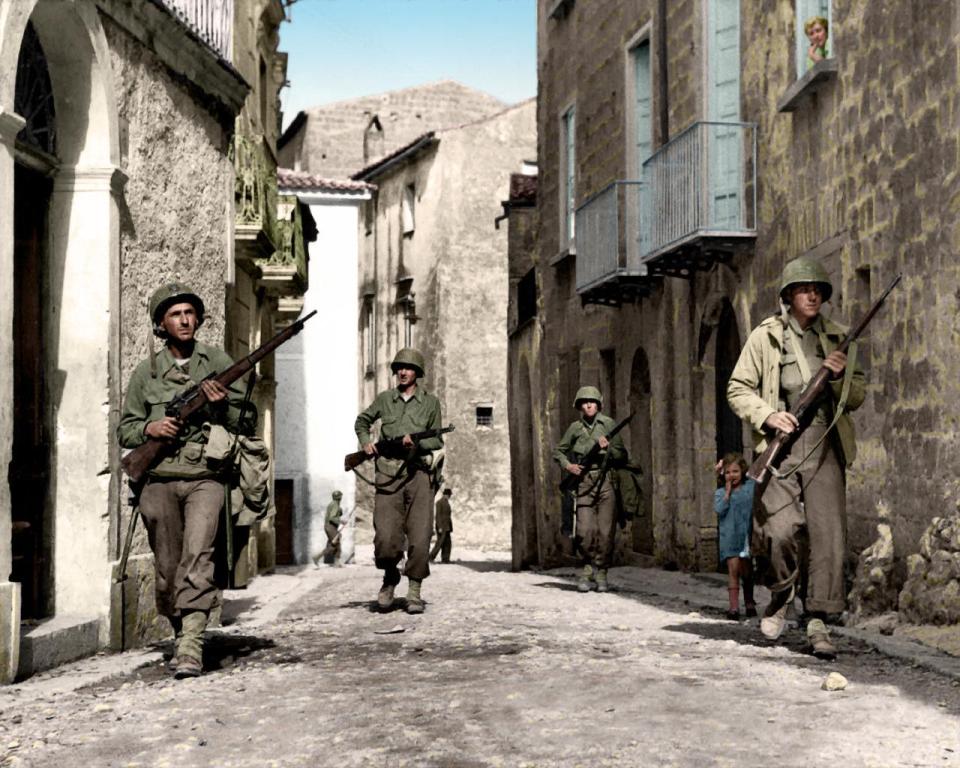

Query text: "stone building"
[0, 0, 307, 682]
[277, 84, 533, 552]
[511, 0, 957, 604]
[352, 100, 537, 550]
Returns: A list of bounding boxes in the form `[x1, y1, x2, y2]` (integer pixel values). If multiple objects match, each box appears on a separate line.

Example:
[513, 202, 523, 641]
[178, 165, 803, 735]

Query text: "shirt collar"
[391, 385, 423, 403]
[786, 313, 824, 337]
[157, 342, 210, 375]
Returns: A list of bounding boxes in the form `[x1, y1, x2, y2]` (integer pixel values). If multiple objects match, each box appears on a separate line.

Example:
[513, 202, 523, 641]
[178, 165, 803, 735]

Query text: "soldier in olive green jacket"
[118, 282, 257, 678]
[315, 490, 343, 566]
[727, 257, 864, 659]
[355, 348, 443, 614]
[554, 386, 627, 593]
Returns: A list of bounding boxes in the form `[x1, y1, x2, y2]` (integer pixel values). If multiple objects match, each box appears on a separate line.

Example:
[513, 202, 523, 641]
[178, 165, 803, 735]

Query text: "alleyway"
[2, 550, 959, 767]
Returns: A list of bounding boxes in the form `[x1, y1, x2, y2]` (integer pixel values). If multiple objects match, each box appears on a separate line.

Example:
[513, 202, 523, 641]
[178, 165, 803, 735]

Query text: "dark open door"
[274, 479, 294, 565]
[11, 163, 52, 619]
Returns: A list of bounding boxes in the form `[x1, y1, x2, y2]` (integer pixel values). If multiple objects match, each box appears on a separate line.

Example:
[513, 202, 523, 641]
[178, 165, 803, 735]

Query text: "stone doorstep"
[17, 615, 101, 680]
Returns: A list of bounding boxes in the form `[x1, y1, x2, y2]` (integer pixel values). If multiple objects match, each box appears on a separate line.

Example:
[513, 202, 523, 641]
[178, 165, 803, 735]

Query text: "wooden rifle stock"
[343, 425, 455, 472]
[558, 412, 634, 493]
[121, 310, 317, 483]
[747, 274, 901, 484]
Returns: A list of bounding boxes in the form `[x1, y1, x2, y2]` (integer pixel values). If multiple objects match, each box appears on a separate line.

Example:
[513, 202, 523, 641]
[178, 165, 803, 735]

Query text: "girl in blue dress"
[715, 453, 757, 620]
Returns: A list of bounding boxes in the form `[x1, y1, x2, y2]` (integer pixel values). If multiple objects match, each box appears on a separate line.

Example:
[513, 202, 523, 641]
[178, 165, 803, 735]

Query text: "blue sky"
[279, 0, 537, 128]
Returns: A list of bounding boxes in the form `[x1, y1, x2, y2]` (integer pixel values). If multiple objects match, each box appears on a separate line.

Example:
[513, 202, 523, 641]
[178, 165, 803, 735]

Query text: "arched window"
[15, 21, 57, 159]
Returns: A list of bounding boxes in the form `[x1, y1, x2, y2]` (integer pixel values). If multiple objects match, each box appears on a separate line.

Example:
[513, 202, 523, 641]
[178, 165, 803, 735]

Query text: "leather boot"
[174, 611, 206, 678]
[405, 579, 425, 614]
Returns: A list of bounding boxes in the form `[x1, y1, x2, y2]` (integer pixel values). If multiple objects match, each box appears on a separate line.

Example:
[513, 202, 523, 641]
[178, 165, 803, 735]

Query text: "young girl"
[714, 453, 757, 620]
[804, 15, 829, 69]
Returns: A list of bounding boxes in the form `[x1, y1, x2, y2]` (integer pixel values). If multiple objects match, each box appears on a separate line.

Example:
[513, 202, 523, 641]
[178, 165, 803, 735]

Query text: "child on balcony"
[804, 15, 830, 69]
[715, 453, 757, 620]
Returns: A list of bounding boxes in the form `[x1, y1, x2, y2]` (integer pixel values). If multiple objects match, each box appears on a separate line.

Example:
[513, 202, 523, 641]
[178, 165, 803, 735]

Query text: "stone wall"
[524, 0, 960, 598]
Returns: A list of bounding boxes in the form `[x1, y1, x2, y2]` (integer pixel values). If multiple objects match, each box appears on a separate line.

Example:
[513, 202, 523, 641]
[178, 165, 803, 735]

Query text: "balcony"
[233, 133, 278, 270]
[260, 194, 309, 316]
[640, 121, 757, 277]
[574, 181, 655, 305]
[155, 0, 234, 62]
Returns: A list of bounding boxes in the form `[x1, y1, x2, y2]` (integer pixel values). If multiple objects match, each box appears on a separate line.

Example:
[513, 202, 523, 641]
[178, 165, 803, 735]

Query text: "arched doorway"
[514, 357, 539, 569]
[715, 300, 743, 460]
[12, 20, 56, 619]
[628, 347, 654, 555]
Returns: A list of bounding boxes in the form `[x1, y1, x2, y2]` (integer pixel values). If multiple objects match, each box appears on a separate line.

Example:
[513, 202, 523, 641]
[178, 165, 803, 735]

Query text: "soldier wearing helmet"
[117, 282, 257, 678]
[553, 385, 627, 593]
[727, 257, 865, 659]
[315, 490, 345, 566]
[354, 347, 444, 614]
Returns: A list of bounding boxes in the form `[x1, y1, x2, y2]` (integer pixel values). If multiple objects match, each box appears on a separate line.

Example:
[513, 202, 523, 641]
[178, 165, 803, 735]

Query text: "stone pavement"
[1, 549, 959, 767]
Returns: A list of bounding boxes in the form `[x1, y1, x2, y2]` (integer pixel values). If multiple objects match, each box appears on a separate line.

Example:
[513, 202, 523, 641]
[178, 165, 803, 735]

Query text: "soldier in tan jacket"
[727, 258, 865, 659]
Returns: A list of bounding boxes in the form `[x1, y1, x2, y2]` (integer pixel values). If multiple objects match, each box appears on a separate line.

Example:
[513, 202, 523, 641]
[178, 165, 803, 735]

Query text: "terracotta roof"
[509, 173, 538, 203]
[277, 168, 375, 194]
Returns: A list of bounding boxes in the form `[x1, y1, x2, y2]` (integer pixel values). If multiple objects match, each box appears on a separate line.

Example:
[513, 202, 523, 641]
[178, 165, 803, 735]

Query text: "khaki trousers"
[576, 473, 617, 569]
[140, 478, 223, 618]
[374, 468, 433, 582]
[756, 425, 846, 614]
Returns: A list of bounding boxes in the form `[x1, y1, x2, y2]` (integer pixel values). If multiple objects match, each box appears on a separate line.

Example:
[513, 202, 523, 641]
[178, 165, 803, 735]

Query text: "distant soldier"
[554, 386, 626, 593]
[727, 257, 865, 659]
[314, 490, 344, 567]
[117, 282, 257, 678]
[429, 488, 454, 564]
[355, 348, 444, 614]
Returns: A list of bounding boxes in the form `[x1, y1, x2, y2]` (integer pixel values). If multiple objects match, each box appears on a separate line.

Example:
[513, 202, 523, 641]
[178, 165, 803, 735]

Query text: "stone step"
[18, 615, 100, 680]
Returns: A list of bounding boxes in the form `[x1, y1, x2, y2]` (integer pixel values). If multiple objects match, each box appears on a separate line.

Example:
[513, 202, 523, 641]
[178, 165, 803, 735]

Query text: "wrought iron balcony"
[155, 0, 234, 62]
[640, 121, 757, 276]
[260, 194, 309, 304]
[574, 181, 653, 305]
[233, 132, 278, 268]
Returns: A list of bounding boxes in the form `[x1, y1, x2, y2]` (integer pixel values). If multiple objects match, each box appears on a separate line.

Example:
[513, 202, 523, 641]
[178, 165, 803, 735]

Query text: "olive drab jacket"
[553, 413, 627, 470]
[726, 313, 865, 466]
[117, 342, 258, 479]
[325, 499, 342, 527]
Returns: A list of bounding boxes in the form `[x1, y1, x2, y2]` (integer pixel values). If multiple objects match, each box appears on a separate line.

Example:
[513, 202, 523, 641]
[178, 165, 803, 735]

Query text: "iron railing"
[156, 0, 234, 62]
[271, 194, 309, 289]
[574, 181, 647, 294]
[640, 121, 756, 260]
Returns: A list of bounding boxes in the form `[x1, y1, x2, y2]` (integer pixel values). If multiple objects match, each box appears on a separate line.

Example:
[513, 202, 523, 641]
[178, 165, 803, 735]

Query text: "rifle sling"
[770, 340, 858, 480]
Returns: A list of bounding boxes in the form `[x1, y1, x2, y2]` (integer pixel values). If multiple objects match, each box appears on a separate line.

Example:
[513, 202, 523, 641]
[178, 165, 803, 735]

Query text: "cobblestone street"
[2, 549, 959, 767]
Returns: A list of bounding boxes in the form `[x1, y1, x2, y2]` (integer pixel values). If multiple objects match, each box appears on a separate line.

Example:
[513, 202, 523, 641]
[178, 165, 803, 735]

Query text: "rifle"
[747, 274, 901, 484]
[121, 310, 317, 483]
[558, 412, 634, 493]
[343, 426, 455, 471]
[330, 507, 357, 546]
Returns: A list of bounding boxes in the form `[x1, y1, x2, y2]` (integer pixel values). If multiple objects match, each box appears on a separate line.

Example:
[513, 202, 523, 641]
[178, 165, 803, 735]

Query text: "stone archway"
[0, 0, 121, 679]
[714, 300, 743, 460]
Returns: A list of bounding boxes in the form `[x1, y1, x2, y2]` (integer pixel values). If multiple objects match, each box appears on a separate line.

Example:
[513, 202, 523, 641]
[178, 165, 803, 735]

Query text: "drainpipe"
[656, 0, 669, 143]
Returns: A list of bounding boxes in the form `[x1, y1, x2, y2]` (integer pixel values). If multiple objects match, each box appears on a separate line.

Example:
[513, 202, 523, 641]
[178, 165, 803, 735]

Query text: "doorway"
[715, 300, 743, 460]
[628, 348, 654, 555]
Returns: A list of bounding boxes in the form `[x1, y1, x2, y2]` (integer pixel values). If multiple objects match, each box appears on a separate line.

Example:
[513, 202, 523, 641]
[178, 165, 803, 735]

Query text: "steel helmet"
[573, 385, 603, 408]
[149, 281, 205, 332]
[779, 257, 833, 302]
[332, 490, 342, 499]
[391, 348, 425, 377]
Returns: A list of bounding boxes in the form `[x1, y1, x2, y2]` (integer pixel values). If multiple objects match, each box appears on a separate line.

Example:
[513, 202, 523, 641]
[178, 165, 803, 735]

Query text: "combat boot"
[173, 610, 206, 679]
[405, 579, 425, 614]
[577, 564, 595, 593]
[595, 568, 610, 593]
[377, 583, 396, 610]
[760, 585, 795, 640]
[806, 618, 837, 660]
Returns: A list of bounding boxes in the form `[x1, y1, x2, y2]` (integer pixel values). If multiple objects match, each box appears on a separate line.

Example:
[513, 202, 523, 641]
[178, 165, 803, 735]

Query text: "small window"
[559, 105, 576, 251]
[402, 183, 415, 235]
[363, 297, 376, 373]
[476, 406, 493, 427]
[796, 0, 831, 76]
[517, 268, 537, 326]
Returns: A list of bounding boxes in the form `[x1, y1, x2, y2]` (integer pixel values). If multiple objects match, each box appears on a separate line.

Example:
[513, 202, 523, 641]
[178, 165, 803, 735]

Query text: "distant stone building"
[352, 100, 536, 550]
[277, 84, 534, 552]
[512, 0, 959, 602]
[0, 0, 307, 682]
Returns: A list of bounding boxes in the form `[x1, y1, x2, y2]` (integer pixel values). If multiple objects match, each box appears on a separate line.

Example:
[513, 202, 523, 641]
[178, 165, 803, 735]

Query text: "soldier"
[429, 488, 454, 564]
[727, 257, 864, 659]
[314, 490, 343, 566]
[355, 348, 444, 614]
[118, 282, 257, 678]
[554, 386, 627, 593]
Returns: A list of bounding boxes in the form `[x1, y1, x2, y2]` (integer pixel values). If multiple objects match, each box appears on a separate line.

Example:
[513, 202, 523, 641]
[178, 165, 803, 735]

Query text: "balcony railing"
[156, 0, 233, 62]
[640, 121, 756, 261]
[574, 181, 647, 295]
[268, 194, 309, 292]
[233, 133, 278, 259]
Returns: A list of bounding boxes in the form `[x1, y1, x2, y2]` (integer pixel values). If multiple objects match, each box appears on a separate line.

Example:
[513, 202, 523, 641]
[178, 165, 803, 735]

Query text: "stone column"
[0, 107, 26, 684]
